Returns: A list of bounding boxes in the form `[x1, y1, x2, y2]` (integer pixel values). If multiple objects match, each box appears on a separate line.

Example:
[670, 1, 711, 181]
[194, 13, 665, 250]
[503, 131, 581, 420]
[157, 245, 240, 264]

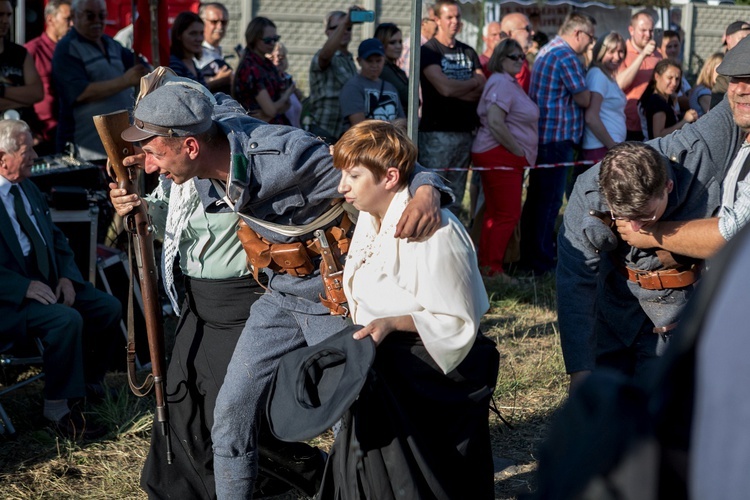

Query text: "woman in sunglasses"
[234, 16, 296, 124]
[471, 38, 538, 282]
[169, 12, 207, 85]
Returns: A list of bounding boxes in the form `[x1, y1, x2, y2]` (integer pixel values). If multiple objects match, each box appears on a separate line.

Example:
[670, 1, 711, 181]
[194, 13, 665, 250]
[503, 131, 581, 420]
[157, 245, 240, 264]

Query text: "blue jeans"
[211, 289, 349, 500]
[520, 140, 574, 275]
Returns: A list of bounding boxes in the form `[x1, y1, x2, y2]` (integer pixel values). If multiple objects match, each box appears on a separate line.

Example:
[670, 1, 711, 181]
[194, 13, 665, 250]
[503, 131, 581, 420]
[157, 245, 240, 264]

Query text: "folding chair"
[0, 338, 45, 437]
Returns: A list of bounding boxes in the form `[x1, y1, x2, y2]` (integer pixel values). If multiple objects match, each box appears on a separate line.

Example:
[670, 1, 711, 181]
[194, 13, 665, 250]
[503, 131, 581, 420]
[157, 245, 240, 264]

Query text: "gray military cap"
[717, 34, 750, 78]
[121, 85, 214, 142]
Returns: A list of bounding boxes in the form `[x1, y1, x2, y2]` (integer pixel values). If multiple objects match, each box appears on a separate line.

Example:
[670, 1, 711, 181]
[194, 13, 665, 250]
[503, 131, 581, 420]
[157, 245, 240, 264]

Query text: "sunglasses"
[83, 10, 106, 21]
[327, 24, 353, 32]
[205, 19, 229, 26]
[262, 35, 281, 44]
[506, 54, 525, 62]
[513, 25, 532, 33]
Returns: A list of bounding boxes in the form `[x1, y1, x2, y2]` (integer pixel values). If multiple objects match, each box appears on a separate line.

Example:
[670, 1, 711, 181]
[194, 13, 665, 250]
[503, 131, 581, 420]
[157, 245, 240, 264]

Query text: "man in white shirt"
[195, 2, 233, 93]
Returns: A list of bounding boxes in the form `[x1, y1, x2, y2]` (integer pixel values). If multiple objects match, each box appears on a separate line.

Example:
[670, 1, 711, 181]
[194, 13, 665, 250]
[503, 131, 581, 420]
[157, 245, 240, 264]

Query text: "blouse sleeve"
[395, 214, 490, 373]
[483, 74, 514, 114]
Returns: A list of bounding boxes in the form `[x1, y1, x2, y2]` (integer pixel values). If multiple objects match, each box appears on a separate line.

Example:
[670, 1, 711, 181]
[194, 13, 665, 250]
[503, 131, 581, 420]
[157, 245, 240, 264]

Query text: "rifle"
[93, 110, 172, 464]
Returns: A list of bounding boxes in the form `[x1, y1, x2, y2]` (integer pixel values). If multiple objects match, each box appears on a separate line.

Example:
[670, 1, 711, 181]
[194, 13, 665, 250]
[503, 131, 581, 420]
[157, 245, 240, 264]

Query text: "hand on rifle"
[107, 151, 147, 216]
[109, 182, 144, 216]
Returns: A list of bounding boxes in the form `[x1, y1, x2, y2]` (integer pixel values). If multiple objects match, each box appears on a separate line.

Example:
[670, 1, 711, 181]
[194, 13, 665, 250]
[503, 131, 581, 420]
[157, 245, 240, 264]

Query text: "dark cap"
[358, 38, 385, 60]
[266, 324, 375, 442]
[717, 34, 750, 77]
[725, 20, 750, 43]
[121, 85, 214, 143]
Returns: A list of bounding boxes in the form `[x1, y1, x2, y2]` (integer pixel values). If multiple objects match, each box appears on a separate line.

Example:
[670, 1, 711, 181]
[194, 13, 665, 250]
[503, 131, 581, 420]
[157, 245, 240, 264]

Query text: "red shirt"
[618, 38, 662, 132]
[25, 32, 57, 141]
[516, 59, 531, 94]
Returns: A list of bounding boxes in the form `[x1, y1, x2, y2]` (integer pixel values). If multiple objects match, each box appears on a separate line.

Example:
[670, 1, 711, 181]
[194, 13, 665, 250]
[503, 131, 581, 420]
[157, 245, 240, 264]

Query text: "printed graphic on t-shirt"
[365, 89, 400, 121]
[441, 53, 473, 81]
[0, 65, 23, 85]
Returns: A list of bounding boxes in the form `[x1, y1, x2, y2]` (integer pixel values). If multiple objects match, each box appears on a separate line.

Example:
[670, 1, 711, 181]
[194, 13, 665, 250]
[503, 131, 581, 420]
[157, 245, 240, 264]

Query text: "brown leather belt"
[622, 264, 700, 290]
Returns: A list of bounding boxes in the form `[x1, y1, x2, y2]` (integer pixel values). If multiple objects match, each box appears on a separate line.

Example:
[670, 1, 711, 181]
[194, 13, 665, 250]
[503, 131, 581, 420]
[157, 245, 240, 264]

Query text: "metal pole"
[14, 0, 25, 43]
[407, 1, 423, 146]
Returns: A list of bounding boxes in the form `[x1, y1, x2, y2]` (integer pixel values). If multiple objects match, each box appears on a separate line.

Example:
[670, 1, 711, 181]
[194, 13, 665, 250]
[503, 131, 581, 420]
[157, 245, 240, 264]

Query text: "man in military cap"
[116, 82, 449, 499]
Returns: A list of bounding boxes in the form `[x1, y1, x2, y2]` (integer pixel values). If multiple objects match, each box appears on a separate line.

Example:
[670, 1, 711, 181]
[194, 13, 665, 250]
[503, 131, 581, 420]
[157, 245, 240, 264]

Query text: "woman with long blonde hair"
[583, 31, 627, 164]
[690, 52, 724, 116]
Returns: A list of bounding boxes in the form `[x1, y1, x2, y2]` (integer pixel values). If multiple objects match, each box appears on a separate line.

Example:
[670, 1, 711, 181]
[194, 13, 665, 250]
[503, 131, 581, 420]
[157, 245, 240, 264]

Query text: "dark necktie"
[10, 184, 50, 280]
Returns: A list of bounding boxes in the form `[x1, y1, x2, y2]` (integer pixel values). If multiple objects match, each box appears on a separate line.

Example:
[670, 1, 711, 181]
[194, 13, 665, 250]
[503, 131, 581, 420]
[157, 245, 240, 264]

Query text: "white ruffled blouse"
[343, 188, 490, 374]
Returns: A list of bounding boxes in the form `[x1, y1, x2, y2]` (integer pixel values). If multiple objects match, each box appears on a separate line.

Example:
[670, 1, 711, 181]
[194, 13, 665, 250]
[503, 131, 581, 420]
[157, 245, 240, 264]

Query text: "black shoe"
[49, 408, 107, 440]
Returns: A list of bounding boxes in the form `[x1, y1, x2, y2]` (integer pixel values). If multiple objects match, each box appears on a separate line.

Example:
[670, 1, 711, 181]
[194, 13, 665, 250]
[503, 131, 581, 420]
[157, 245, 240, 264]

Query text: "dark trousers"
[141, 276, 262, 500]
[520, 140, 574, 275]
[25, 281, 121, 400]
[596, 329, 671, 386]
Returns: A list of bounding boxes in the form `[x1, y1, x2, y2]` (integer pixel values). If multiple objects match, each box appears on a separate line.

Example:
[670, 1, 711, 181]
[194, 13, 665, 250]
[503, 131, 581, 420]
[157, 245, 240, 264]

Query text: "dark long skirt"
[141, 276, 261, 499]
[319, 332, 500, 500]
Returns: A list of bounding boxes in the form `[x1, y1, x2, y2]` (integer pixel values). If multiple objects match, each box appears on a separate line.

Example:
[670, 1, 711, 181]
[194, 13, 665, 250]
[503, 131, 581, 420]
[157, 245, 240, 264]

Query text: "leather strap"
[623, 264, 701, 290]
[653, 322, 679, 334]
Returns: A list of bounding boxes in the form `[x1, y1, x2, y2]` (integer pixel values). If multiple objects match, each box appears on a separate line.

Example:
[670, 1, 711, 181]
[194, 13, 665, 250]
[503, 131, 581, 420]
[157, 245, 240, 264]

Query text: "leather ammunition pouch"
[236, 215, 353, 310]
[270, 243, 315, 277]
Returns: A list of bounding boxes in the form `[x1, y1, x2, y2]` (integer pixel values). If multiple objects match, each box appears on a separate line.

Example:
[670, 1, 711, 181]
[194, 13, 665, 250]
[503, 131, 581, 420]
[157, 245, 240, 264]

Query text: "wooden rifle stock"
[93, 110, 172, 464]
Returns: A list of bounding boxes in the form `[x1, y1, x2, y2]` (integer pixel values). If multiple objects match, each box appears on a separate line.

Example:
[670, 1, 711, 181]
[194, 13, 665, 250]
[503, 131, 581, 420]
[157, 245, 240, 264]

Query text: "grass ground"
[0, 271, 566, 499]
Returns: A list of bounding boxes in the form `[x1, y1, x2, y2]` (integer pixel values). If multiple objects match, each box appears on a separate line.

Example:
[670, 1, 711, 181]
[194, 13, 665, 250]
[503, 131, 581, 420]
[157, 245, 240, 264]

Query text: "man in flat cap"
[558, 35, 750, 391]
[711, 20, 750, 108]
[613, 35, 750, 262]
[115, 80, 450, 499]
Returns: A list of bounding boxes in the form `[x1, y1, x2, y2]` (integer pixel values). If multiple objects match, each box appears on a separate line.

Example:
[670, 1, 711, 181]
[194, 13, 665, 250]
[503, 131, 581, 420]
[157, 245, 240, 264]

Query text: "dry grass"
[0, 275, 566, 499]
[483, 273, 567, 499]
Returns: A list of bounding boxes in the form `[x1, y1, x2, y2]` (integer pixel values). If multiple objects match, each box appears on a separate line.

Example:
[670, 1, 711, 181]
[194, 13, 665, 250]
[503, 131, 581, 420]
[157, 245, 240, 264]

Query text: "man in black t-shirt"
[0, 0, 43, 124]
[419, 0, 485, 215]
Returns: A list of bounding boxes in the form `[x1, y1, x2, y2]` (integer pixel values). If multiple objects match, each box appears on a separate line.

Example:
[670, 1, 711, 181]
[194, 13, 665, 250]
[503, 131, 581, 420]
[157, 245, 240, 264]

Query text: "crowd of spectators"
[5, 0, 750, 496]
[4, 3, 745, 277]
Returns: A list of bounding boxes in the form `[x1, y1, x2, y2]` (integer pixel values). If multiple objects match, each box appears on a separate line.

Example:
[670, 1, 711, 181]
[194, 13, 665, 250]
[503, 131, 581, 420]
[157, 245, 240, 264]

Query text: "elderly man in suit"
[0, 119, 120, 439]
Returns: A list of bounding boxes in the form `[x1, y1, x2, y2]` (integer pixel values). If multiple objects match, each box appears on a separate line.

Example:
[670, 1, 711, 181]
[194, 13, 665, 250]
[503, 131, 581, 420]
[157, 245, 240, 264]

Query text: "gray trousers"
[212, 288, 349, 500]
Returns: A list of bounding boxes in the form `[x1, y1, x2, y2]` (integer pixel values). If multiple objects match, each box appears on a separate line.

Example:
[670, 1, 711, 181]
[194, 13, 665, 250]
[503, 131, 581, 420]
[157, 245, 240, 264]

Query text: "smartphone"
[350, 10, 375, 24]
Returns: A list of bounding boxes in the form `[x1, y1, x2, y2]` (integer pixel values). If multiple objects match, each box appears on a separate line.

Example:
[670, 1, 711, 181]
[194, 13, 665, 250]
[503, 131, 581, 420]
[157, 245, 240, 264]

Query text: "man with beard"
[613, 37, 750, 261]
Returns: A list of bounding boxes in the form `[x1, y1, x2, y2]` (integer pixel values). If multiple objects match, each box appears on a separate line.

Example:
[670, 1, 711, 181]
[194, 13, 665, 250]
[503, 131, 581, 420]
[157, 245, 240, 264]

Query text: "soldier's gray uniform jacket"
[198, 95, 451, 302]
[557, 99, 744, 374]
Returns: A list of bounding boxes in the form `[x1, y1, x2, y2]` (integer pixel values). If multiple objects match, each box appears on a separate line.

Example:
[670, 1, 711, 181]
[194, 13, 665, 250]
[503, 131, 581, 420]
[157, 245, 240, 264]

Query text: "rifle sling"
[126, 226, 154, 397]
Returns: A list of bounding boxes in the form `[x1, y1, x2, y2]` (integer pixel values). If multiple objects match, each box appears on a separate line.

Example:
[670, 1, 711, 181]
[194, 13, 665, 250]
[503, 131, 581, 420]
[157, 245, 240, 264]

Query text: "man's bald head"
[482, 21, 503, 55]
[501, 13, 533, 52]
